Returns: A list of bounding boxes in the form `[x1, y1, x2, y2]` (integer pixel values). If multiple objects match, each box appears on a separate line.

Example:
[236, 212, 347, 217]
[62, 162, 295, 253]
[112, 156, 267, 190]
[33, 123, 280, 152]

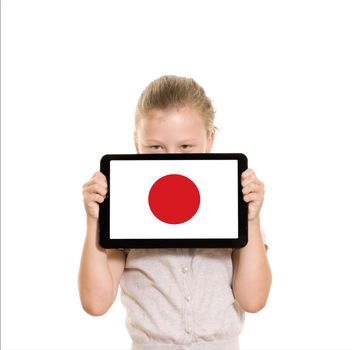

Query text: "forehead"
[138, 107, 206, 136]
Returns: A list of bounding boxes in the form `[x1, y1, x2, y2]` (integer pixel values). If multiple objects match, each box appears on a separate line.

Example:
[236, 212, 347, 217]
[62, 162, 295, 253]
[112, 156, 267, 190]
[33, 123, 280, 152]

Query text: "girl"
[79, 75, 272, 350]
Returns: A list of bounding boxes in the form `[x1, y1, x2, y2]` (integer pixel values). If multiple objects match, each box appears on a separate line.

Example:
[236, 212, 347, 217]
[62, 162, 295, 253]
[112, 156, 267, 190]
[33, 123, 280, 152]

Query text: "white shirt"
[119, 248, 244, 350]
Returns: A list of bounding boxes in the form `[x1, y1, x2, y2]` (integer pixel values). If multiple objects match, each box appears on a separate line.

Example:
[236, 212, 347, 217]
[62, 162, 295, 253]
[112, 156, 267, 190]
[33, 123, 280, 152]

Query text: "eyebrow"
[179, 139, 199, 143]
[144, 139, 199, 143]
[143, 139, 164, 143]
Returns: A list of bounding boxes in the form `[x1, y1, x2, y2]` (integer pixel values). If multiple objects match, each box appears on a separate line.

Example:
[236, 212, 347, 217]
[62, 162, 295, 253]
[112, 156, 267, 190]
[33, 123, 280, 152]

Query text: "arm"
[232, 169, 272, 313]
[78, 171, 126, 316]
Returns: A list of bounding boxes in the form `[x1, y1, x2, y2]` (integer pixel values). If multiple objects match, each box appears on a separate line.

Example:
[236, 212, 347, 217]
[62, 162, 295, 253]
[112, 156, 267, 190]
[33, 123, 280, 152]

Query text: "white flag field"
[109, 159, 238, 239]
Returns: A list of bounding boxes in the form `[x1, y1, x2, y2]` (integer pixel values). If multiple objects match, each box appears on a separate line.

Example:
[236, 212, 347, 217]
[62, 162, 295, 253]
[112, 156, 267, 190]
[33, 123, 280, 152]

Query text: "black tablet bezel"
[99, 153, 248, 249]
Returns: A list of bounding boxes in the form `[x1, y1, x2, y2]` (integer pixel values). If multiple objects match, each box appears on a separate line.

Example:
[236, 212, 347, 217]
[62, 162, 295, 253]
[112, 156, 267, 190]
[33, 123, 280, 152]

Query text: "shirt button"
[185, 295, 191, 302]
[185, 326, 192, 334]
[182, 266, 189, 273]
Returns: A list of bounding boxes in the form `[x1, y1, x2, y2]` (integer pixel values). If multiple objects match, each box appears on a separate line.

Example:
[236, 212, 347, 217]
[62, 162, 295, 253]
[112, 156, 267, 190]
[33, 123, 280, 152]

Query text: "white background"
[110, 159, 238, 239]
[1, 1, 352, 349]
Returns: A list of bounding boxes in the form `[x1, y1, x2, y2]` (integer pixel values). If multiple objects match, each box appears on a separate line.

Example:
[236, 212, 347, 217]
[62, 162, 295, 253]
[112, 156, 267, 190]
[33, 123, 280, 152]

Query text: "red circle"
[148, 174, 200, 225]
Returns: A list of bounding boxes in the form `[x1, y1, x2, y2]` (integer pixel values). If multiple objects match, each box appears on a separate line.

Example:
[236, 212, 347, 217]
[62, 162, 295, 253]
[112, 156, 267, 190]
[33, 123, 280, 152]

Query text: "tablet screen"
[99, 153, 248, 249]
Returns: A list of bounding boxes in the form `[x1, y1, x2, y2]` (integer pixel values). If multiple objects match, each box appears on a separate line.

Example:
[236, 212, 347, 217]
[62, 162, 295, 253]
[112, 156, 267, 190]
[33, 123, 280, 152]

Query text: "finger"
[242, 176, 263, 188]
[242, 182, 263, 195]
[85, 183, 108, 196]
[241, 169, 257, 184]
[85, 192, 106, 204]
[242, 168, 255, 176]
[92, 193, 106, 204]
[83, 183, 108, 197]
[243, 192, 262, 203]
[94, 171, 107, 182]
[83, 176, 108, 190]
[241, 168, 255, 180]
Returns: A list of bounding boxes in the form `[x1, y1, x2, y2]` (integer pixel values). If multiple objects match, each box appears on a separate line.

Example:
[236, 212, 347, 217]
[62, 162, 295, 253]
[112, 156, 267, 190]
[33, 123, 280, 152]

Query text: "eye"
[148, 145, 163, 150]
[180, 145, 193, 150]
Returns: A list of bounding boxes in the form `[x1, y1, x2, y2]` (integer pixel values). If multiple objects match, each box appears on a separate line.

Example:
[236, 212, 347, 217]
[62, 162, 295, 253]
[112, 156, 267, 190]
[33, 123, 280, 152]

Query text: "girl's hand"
[241, 168, 265, 222]
[82, 171, 108, 221]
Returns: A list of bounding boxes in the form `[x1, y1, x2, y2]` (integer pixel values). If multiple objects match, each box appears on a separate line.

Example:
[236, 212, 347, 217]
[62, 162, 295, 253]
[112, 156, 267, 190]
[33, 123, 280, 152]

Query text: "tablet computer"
[99, 153, 248, 249]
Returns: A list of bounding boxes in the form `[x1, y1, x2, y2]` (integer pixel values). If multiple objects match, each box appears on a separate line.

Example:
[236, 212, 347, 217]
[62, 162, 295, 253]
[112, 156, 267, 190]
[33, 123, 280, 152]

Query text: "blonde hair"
[135, 75, 217, 135]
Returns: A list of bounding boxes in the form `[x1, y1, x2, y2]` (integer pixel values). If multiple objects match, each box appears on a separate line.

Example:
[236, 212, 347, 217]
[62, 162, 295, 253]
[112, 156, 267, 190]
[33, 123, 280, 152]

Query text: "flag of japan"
[109, 159, 238, 239]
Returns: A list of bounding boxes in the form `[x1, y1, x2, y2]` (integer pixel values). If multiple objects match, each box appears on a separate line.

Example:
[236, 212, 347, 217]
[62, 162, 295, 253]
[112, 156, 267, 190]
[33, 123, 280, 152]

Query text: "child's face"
[134, 106, 214, 154]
